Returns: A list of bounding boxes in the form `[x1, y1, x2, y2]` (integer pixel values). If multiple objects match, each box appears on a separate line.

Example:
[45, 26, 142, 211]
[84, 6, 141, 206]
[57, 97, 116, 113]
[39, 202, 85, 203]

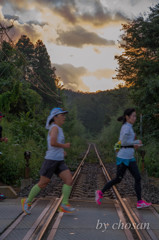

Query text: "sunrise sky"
[0, 0, 158, 92]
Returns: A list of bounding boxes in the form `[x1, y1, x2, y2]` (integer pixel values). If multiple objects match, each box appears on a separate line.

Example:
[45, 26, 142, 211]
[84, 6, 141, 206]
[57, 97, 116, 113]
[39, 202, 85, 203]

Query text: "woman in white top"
[96, 108, 151, 209]
[21, 108, 75, 214]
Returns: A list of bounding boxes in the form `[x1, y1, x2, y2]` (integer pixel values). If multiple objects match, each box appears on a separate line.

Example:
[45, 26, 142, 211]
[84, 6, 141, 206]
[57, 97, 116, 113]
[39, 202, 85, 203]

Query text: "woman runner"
[95, 108, 151, 209]
[21, 107, 75, 214]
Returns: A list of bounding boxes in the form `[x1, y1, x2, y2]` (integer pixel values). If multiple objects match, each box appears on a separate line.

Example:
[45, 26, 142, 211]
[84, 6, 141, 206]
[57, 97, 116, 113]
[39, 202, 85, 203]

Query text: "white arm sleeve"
[121, 125, 140, 146]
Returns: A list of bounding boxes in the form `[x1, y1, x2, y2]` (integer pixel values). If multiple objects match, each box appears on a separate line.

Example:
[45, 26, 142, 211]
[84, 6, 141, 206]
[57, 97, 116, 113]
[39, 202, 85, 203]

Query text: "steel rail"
[93, 143, 143, 240]
[24, 144, 91, 240]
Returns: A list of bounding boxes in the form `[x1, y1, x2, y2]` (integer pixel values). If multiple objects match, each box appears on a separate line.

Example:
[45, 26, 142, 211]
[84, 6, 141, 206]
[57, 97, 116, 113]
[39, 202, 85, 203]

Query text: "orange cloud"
[1, 0, 128, 27]
[0, 7, 41, 43]
[91, 69, 116, 79]
[54, 63, 90, 92]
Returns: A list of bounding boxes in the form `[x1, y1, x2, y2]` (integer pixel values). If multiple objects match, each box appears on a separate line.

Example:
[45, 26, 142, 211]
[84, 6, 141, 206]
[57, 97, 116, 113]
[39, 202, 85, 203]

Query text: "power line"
[12, 48, 60, 99]
[0, 47, 62, 104]
[0, 22, 61, 101]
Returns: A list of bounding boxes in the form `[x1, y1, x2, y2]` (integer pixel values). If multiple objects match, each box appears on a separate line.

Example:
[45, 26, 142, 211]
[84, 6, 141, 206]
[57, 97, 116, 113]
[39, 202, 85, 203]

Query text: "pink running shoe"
[137, 200, 152, 209]
[95, 190, 103, 205]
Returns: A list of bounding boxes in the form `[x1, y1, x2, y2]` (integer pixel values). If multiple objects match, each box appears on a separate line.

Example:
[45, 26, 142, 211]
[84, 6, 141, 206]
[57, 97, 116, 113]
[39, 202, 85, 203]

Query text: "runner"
[21, 107, 75, 215]
[95, 108, 151, 209]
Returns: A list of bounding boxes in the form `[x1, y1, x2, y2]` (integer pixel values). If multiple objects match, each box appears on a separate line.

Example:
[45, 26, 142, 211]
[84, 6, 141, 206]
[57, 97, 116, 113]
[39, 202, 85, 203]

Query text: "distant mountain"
[63, 87, 131, 134]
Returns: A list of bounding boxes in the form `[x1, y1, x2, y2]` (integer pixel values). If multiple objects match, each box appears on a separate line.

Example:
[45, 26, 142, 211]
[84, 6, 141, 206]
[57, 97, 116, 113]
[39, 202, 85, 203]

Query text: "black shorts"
[39, 159, 69, 179]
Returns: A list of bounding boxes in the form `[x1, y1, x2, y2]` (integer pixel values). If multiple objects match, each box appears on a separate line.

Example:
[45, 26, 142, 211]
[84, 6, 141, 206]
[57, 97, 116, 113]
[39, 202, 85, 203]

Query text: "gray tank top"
[45, 123, 65, 161]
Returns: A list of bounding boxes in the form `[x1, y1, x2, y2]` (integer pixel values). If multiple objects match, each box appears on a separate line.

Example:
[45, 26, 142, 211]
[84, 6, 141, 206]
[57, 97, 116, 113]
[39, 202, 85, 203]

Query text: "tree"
[33, 40, 58, 106]
[16, 36, 61, 107]
[16, 35, 35, 83]
[16, 35, 34, 62]
[0, 41, 41, 115]
[114, 3, 159, 139]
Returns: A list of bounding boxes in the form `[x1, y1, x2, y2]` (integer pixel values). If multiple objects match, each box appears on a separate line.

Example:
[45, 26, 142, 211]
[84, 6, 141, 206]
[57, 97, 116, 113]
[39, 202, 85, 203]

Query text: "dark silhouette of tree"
[114, 3, 159, 139]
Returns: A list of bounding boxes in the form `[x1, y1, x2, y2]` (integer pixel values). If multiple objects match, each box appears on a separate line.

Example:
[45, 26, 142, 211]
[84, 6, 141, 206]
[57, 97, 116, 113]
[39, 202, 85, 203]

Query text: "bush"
[0, 110, 87, 185]
[0, 116, 46, 185]
[144, 140, 159, 177]
[96, 115, 121, 162]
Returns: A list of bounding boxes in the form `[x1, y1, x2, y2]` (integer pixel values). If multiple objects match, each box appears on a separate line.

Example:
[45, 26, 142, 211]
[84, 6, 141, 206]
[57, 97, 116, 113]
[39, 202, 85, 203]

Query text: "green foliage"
[64, 87, 130, 135]
[10, 113, 46, 146]
[115, 3, 159, 140]
[114, 3, 159, 177]
[62, 105, 87, 164]
[16, 35, 60, 107]
[96, 109, 125, 162]
[0, 143, 24, 185]
[97, 123, 120, 162]
[0, 115, 47, 184]
[16, 35, 34, 62]
[0, 91, 12, 112]
[0, 37, 87, 184]
[143, 140, 159, 177]
[0, 109, 87, 185]
[0, 41, 42, 115]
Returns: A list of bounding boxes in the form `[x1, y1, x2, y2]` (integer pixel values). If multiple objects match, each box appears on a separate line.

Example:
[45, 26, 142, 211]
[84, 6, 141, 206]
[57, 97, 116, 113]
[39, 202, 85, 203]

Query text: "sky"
[0, 0, 158, 92]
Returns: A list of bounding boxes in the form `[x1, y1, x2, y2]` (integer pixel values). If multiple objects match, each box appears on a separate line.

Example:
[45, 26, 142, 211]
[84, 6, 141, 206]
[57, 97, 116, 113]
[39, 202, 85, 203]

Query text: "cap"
[50, 107, 68, 117]
[0, 112, 5, 118]
[45, 107, 68, 129]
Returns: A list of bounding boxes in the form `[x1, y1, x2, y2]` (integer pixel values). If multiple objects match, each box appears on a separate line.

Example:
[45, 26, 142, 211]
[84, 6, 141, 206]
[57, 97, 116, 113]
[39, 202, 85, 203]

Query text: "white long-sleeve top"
[117, 122, 140, 159]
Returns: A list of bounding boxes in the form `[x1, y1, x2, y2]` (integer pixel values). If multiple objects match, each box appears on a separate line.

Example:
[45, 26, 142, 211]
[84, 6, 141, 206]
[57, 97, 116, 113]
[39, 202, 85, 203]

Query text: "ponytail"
[117, 115, 126, 124]
[117, 108, 136, 124]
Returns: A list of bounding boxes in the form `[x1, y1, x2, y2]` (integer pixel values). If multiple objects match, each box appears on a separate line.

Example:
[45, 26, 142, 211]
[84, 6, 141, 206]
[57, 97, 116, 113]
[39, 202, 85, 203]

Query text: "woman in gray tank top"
[21, 108, 75, 214]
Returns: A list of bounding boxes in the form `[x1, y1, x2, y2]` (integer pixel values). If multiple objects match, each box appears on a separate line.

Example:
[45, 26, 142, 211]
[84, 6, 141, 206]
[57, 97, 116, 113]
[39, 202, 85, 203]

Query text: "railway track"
[0, 143, 159, 240]
[94, 144, 159, 240]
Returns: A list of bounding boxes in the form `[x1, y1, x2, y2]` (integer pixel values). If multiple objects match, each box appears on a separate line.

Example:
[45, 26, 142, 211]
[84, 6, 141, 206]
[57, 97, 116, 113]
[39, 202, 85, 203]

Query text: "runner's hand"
[65, 143, 71, 149]
[134, 144, 139, 149]
[134, 140, 143, 149]
[4, 137, 8, 143]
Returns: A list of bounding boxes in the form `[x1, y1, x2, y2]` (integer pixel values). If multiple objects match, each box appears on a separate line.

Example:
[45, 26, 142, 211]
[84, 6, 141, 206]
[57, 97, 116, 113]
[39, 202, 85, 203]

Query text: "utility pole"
[0, 22, 14, 45]
[140, 113, 143, 140]
[139, 113, 145, 172]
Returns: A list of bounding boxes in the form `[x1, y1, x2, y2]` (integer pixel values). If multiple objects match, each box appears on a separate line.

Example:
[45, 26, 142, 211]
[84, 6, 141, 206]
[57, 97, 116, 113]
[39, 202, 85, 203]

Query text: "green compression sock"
[27, 184, 41, 203]
[62, 184, 72, 205]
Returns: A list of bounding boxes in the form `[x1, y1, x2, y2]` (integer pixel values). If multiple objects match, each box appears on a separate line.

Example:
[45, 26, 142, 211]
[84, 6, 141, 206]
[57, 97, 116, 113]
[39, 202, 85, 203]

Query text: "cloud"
[4, 14, 19, 21]
[44, 0, 128, 27]
[77, 0, 128, 26]
[1, 0, 33, 12]
[56, 26, 115, 47]
[3, 14, 47, 26]
[1, 0, 128, 27]
[52, 0, 77, 24]
[26, 20, 48, 27]
[130, 0, 141, 6]
[94, 47, 101, 54]
[91, 68, 116, 79]
[0, 7, 41, 42]
[54, 63, 117, 92]
[0, 0, 128, 48]
[54, 63, 90, 92]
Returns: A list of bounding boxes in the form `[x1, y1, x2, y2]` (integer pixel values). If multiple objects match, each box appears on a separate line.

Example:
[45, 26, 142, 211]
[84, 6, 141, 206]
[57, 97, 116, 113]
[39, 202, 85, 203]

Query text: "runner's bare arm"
[50, 126, 70, 149]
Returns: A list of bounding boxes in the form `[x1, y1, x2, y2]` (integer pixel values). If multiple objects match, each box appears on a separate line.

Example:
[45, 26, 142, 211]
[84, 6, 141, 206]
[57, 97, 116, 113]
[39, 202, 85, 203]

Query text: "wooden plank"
[34, 198, 62, 240]
[0, 199, 40, 240]
[126, 198, 158, 240]
[115, 202, 134, 240]
[23, 199, 54, 240]
[47, 212, 64, 240]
